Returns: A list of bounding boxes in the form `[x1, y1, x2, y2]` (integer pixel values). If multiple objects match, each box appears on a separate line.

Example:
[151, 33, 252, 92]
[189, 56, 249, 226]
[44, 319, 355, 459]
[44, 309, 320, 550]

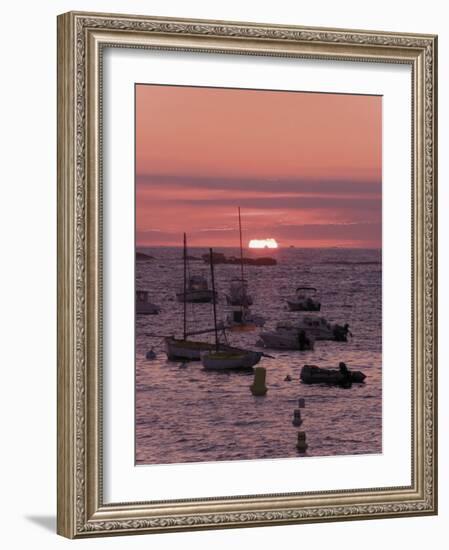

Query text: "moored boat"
[258, 322, 315, 350]
[291, 315, 351, 341]
[226, 277, 253, 306]
[223, 207, 267, 331]
[176, 275, 217, 303]
[300, 363, 366, 385]
[226, 307, 266, 330]
[200, 246, 266, 370]
[165, 235, 223, 361]
[287, 287, 321, 311]
[136, 290, 160, 315]
[176, 234, 217, 303]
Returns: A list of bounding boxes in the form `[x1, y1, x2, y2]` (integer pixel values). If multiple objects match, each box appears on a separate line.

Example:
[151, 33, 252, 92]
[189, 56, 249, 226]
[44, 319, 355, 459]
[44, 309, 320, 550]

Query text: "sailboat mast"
[209, 248, 219, 351]
[238, 207, 245, 284]
[238, 207, 246, 311]
[183, 232, 187, 340]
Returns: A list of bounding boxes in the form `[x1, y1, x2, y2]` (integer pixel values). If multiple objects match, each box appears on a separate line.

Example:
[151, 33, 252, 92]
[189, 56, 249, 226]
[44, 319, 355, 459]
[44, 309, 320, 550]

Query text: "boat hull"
[226, 295, 253, 306]
[258, 332, 314, 350]
[202, 351, 263, 370]
[165, 337, 237, 361]
[176, 290, 217, 303]
[287, 300, 321, 312]
[136, 302, 160, 315]
[300, 365, 366, 385]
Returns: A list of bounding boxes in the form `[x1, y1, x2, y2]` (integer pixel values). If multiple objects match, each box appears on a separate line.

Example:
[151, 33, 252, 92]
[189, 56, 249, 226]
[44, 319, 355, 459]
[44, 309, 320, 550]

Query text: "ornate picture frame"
[57, 11, 437, 538]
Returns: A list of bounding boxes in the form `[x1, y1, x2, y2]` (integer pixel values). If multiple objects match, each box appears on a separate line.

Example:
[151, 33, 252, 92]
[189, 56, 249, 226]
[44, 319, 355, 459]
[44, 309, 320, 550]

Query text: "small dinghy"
[300, 363, 366, 386]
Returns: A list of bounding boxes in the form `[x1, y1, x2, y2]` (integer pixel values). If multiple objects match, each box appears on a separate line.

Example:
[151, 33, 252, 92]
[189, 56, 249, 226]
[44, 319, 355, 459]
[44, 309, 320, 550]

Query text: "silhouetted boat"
[300, 364, 366, 385]
[226, 277, 253, 306]
[287, 287, 321, 311]
[167, 235, 222, 361]
[176, 234, 217, 303]
[258, 321, 315, 350]
[136, 290, 160, 315]
[224, 207, 266, 330]
[201, 247, 265, 370]
[202, 349, 263, 370]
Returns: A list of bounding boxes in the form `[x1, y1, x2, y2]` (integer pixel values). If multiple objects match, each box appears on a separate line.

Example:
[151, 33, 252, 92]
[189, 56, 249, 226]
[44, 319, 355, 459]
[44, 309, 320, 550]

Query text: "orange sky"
[136, 84, 382, 248]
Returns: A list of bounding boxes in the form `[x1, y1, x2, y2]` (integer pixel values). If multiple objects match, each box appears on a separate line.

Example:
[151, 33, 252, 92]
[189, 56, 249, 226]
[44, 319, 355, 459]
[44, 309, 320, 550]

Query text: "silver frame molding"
[57, 11, 438, 538]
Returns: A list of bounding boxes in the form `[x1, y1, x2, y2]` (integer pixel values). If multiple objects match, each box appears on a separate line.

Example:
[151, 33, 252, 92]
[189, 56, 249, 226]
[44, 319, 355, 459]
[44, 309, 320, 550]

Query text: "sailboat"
[226, 207, 265, 330]
[165, 234, 234, 361]
[201, 248, 264, 370]
[175, 234, 217, 303]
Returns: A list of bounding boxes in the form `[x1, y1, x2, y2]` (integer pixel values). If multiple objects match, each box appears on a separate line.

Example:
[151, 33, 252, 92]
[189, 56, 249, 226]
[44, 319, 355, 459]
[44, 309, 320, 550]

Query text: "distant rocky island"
[202, 251, 277, 266]
[136, 252, 154, 262]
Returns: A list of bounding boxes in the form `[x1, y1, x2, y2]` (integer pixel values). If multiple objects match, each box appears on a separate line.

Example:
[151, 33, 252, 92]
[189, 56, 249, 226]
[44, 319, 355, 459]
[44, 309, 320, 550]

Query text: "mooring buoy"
[292, 409, 303, 426]
[146, 347, 156, 360]
[250, 367, 267, 396]
[296, 431, 308, 452]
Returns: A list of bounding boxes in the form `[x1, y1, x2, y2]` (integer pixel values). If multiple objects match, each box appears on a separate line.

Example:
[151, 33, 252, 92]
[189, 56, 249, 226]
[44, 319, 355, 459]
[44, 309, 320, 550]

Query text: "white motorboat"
[296, 315, 351, 341]
[258, 321, 315, 350]
[226, 278, 253, 306]
[176, 274, 217, 303]
[287, 287, 321, 311]
[259, 316, 350, 349]
[136, 290, 160, 315]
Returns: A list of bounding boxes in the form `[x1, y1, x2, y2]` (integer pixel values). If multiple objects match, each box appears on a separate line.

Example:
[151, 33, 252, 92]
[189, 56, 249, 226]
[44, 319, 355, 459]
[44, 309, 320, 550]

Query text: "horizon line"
[136, 244, 382, 250]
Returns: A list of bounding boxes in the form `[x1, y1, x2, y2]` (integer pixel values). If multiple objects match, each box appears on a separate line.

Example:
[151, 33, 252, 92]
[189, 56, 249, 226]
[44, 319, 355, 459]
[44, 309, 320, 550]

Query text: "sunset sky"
[136, 84, 382, 248]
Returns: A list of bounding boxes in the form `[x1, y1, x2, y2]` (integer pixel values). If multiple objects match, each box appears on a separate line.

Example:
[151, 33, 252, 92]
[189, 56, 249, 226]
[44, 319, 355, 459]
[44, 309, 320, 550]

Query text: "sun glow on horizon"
[248, 238, 279, 249]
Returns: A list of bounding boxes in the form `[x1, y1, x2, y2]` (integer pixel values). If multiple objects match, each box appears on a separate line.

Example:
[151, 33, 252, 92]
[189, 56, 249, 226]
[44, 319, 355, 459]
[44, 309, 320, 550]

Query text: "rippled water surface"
[135, 247, 382, 465]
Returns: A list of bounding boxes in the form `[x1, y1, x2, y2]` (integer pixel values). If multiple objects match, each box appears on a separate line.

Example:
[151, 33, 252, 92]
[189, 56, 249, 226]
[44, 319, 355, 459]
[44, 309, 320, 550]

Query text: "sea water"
[135, 247, 381, 465]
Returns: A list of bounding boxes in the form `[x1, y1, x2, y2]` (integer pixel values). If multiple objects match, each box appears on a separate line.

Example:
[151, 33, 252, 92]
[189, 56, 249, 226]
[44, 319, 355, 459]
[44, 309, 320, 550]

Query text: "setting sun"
[248, 238, 279, 249]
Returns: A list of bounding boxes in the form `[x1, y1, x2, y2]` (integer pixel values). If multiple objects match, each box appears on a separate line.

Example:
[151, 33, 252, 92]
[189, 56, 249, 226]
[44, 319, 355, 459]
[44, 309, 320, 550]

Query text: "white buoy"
[296, 431, 308, 453]
[292, 409, 303, 426]
[298, 398, 305, 408]
[146, 347, 156, 360]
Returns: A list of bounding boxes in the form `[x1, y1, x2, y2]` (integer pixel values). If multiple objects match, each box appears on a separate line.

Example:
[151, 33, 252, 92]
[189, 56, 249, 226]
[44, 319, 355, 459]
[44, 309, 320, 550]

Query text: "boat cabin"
[136, 290, 150, 303]
[295, 286, 318, 298]
[188, 275, 209, 291]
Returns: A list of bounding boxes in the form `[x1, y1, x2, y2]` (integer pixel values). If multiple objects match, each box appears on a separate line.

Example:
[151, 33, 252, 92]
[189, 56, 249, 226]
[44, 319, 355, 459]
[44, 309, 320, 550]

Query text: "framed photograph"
[57, 11, 437, 538]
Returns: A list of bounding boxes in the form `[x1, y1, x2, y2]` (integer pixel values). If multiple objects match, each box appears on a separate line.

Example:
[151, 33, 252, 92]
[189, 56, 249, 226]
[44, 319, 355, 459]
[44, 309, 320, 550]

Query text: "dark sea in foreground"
[135, 247, 382, 465]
